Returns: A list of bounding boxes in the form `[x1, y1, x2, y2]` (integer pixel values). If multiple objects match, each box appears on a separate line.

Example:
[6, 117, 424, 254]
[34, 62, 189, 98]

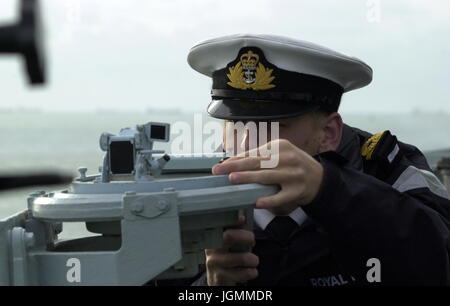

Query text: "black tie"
[265, 216, 299, 245]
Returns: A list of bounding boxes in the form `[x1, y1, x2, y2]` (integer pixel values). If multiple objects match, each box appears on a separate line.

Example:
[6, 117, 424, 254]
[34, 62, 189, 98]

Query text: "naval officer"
[186, 34, 450, 286]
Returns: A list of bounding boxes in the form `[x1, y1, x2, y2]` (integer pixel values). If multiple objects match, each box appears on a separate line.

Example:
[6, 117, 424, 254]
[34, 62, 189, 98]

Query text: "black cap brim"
[207, 99, 320, 121]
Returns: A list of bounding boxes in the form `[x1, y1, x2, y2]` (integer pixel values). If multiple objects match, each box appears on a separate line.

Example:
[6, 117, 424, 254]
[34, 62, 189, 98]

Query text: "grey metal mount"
[0, 175, 277, 285]
[0, 120, 279, 285]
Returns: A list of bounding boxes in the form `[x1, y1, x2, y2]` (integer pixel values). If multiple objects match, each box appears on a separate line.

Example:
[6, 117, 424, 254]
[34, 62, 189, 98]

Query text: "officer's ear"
[317, 112, 343, 153]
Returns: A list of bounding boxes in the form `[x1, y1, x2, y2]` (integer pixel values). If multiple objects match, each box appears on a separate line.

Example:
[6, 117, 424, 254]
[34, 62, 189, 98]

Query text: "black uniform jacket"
[187, 124, 450, 286]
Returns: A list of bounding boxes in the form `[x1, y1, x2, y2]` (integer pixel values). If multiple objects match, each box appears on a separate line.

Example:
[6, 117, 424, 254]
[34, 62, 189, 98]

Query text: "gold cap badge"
[226, 50, 276, 91]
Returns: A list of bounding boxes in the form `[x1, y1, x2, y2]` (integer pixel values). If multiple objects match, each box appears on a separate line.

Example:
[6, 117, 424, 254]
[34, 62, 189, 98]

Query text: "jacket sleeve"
[302, 152, 450, 285]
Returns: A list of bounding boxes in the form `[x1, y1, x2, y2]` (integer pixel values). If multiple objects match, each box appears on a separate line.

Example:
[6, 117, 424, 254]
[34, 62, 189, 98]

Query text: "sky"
[0, 0, 449, 113]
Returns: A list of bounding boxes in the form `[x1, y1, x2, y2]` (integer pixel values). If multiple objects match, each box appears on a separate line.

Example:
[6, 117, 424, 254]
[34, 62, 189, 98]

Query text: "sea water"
[1, 110, 449, 237]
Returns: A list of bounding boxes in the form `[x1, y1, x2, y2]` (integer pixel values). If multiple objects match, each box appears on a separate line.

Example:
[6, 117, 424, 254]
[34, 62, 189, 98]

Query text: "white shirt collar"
[253, 207, 308, 230]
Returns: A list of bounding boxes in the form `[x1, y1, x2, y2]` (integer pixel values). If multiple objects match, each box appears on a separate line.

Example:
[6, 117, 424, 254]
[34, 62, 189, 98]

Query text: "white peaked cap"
[188, 34, 372, 92]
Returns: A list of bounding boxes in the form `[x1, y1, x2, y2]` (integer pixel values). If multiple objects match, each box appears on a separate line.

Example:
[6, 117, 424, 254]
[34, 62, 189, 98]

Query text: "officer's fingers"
[243, 138, 292, 158]
[223, 229, 255, 249]
[234, 144, 278, 161]
[226, 267, 259, 284]
[207, 268, 236, 286]
[208, 267, 259, 286]
[213, 157, 263, 175]
[220, 155, 245, 163]
[206, 251, 259, 269]
[230, 267, 259, 282]
[205, 247, 229, 257]
[255, 188, 300, 212]
[228, 170, 285, 185]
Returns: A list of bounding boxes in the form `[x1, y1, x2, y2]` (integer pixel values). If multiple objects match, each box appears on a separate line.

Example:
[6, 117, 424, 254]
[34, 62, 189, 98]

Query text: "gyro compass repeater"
[0, 122, 278, 285]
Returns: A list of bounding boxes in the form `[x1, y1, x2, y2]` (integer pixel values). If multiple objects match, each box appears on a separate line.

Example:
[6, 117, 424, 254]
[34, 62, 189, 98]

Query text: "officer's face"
[223, 111, 342, 156]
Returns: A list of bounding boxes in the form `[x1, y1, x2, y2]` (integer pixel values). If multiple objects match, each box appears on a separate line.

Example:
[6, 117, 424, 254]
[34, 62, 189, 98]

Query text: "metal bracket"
[10, 227, 35, 285]
[122, 191, 178, 220]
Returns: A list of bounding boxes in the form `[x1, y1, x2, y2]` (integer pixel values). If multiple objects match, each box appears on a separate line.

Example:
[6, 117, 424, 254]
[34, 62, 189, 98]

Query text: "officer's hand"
[205, 217, 259, 286]
[212, 139, 324, 215]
